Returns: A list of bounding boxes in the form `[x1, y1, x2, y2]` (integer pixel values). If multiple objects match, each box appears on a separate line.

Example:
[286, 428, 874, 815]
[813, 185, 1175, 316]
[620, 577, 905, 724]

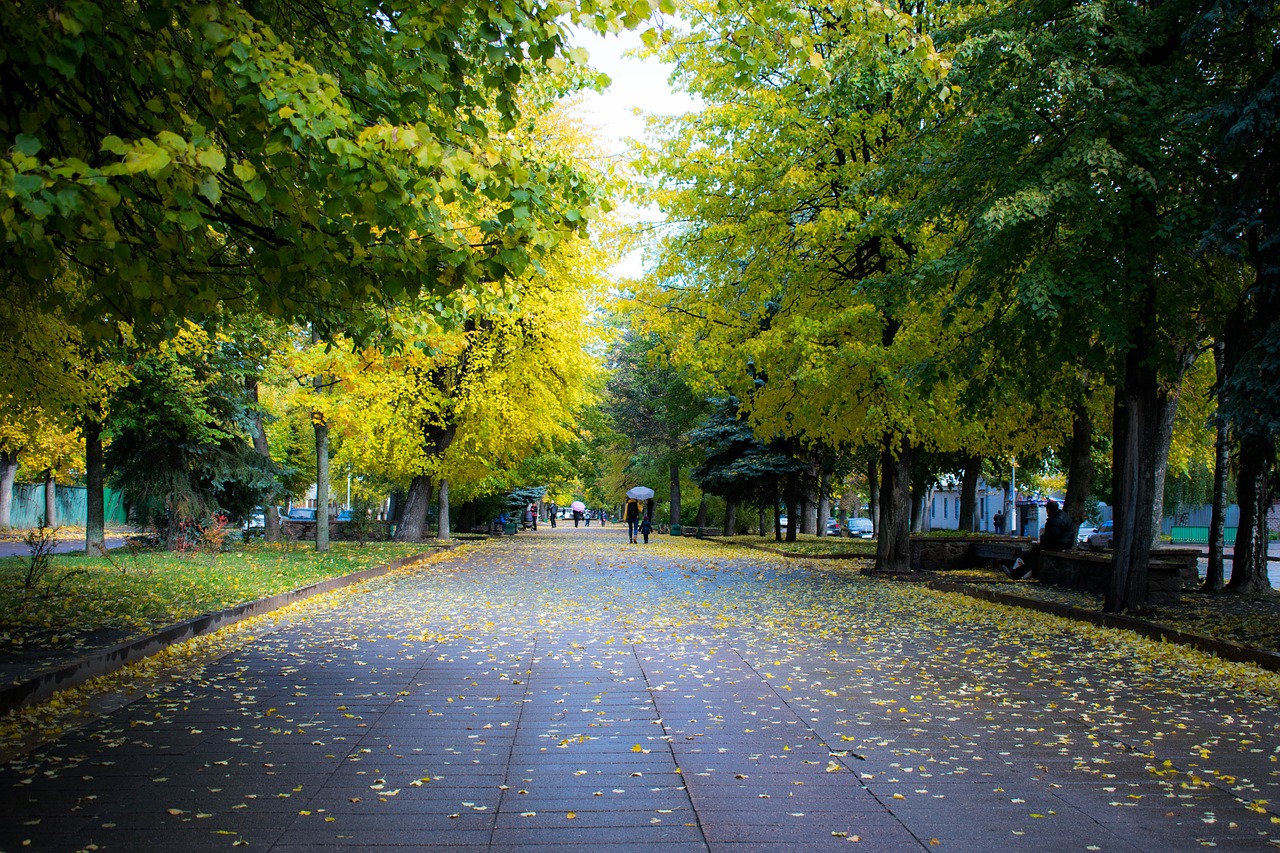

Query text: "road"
[2, 526, 1277, 851]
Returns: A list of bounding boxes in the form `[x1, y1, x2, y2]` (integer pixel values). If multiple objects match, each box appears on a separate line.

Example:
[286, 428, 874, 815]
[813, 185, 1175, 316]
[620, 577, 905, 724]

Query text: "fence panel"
[6, 484, 127, 529]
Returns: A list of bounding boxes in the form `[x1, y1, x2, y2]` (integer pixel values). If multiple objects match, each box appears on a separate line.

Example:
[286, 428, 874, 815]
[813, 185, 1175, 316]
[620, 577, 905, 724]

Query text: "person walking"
[572, 507, 582, 528]
[624, 496, 642, 543]
[547, 502, 557, 528]
[639, 515, 653, 544]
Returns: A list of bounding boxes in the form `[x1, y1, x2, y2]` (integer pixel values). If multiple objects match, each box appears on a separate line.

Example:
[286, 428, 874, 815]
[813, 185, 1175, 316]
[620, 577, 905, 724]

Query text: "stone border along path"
[2, 526, 1278, 851]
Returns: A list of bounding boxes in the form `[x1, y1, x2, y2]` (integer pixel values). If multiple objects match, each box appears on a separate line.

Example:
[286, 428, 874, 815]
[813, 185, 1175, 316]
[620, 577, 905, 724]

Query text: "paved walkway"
[3, 527, 1278, 851]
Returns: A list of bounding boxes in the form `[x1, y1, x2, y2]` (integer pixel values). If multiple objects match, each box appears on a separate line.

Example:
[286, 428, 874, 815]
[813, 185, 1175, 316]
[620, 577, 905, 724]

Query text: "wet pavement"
[2, 527, 1278, 851]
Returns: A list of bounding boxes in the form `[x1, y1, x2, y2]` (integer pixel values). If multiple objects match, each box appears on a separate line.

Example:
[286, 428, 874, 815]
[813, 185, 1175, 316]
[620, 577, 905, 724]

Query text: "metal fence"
[6, 484, 128, 529]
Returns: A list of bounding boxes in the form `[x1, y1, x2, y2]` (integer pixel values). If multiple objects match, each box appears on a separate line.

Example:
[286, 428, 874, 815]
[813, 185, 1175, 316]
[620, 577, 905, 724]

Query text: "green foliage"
[105, 327, 282, 534]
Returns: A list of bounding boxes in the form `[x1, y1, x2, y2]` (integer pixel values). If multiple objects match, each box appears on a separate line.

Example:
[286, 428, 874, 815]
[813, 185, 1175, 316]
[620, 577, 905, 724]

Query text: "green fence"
[1170, 525, 1237, 545]
[7, 484, 128, 529]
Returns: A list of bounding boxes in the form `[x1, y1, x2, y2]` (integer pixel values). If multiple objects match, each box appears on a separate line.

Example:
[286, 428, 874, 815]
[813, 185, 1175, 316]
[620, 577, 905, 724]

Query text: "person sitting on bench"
[1007, 500, 1075, 579]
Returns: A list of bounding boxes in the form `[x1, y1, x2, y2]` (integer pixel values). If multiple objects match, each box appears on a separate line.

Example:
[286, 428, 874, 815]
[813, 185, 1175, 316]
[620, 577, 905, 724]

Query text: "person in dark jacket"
[624, 497, 642, 543]
[1008, 500, 1074, 578]
[639, 515, 653, 544]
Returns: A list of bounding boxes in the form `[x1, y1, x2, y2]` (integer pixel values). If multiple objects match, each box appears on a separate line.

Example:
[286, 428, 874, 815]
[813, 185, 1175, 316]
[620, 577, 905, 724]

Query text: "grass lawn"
[718, 533, 878, 558]
[0, 540, 443, 655]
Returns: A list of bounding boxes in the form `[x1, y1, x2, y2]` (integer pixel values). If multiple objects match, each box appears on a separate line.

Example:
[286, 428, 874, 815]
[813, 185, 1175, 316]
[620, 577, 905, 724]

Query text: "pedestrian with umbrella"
[571, 500, 585, 528]
[624, 486, 653, 544]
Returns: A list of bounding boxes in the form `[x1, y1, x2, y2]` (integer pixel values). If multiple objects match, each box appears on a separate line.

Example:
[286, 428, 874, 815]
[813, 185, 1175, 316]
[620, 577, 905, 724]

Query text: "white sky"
[568, 28, 699, 279]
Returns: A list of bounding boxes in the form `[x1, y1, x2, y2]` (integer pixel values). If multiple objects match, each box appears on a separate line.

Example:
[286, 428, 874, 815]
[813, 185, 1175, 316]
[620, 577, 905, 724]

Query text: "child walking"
[639, 515, 653, 544]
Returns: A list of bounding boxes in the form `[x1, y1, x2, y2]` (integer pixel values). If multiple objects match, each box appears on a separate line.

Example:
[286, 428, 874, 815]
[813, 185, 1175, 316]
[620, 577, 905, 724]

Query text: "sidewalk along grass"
[0, 541, 441, 657]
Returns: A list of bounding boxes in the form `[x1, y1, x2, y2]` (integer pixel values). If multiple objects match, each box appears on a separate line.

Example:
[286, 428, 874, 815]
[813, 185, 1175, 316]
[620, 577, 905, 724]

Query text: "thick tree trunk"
[43, 470, 57, 527]
[802, 460, 819, 535]
[458, 500, 477, 534]
[246, 378, 282, 543]
[0, 449, 17, 529]
[1204, 341, 1230, 591]
[1063, 399, 1094, 533]
[783, 473, 800, 543]
[1150, 352, 1194, 548]
[694, 497, 708, 528]
[817, 467, 831, 537]
[438, 479, 451, 541]
[669, 463, 682, 530]
[867, 458, 879, 529]
[959, 455, 981, 532]
[1106, 338, 1161, 613]
[1226, 433, 1274, 592]
[314, 415, 330, 553]
[84, 415, 105, 554]
[724, 500, 737, 536]
[396, 475, 433, 542]
[874, 435, 912, 574]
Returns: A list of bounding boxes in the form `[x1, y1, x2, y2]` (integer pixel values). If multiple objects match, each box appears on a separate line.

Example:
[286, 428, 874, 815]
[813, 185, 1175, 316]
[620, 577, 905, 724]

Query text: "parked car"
[847, 517, 875, 538]
[1087, 520, 1113, 550]
[1076, 523, 1097, 544]
[336, 509, 356, 522]
[243, 508, 266, 530]
[825, 517, 841, 535]
[287, 507, 317, 521]
[777, 516, 788, 532]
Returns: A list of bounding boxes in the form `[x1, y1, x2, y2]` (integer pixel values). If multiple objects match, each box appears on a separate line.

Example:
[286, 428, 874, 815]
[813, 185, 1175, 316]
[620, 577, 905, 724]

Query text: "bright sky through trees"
[572, 27, 698, 278]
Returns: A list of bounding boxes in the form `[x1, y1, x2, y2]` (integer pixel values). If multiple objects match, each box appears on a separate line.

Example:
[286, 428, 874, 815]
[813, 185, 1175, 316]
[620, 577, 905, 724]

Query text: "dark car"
[1087, 520, 1113, 550]
[847, 517, 875, 538]
[287, 507, 317, 521]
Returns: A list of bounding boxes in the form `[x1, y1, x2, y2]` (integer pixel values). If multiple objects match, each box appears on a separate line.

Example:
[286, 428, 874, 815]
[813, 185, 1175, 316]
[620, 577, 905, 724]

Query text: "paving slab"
[2, 528, 1278, 851]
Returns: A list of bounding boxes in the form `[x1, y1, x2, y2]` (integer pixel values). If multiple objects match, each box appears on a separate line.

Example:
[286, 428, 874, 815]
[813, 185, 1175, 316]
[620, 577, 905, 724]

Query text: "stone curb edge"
[1, 544, 468, 715]
[929, 580, 1280, 674]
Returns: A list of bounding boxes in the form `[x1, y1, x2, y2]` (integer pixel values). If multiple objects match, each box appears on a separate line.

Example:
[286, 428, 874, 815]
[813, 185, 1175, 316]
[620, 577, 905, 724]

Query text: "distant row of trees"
[629, 0, 1278, 610]
[0, 0, 659, 548]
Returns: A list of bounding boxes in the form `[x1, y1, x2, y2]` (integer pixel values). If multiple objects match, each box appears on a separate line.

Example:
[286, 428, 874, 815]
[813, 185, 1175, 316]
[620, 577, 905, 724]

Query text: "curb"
[929, 580, 1280, 674]
[1, 545, 464, 715]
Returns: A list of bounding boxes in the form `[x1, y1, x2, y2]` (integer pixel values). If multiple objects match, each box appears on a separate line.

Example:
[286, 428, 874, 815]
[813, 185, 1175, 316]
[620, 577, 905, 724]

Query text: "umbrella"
[571, 500, 586, 512]
[626, 486, 655, 501]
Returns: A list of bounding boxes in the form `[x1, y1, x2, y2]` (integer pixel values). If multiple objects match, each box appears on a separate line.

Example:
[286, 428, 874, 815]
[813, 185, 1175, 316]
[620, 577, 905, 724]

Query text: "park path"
[2, 526, 1278, 852]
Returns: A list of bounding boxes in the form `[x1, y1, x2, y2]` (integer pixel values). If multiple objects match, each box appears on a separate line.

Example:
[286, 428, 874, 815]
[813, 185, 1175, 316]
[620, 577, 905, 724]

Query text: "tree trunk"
[1106, 336, 1161, 613]
[724, 499, 737, 536]
[0, 449, 17, 529]
[1226, 432, 1274, 592]
[817, 467, 831, 537]
[874, 435, 912, 574]
[669, 463, 682, 530]
[396, 475, 433, 541]
[314, 414, 330, 553]
[43, 469, 57, 527]
[1063, 399, 1094, 533]
[246, 378, 282, 543]
[867, 457, 879, 529]
[1149, 351, 1195, 548]
[802, 460, 819, 535]
[694, 497, 708, 528]
[1204, 340, 1229, 591]
[909, 482, 926, 533]
[438, 479, 451, 541]
[84, 413, 105, 554]
[958, 455, 981, 532]
[458, 500, 476, 534]
[783, 472, 800, 542]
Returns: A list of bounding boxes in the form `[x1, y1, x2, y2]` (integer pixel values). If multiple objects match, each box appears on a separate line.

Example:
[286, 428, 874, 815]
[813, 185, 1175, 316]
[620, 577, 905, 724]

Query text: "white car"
[1076, 524, 1097, 544]
[1087, 520, 1114, 550]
